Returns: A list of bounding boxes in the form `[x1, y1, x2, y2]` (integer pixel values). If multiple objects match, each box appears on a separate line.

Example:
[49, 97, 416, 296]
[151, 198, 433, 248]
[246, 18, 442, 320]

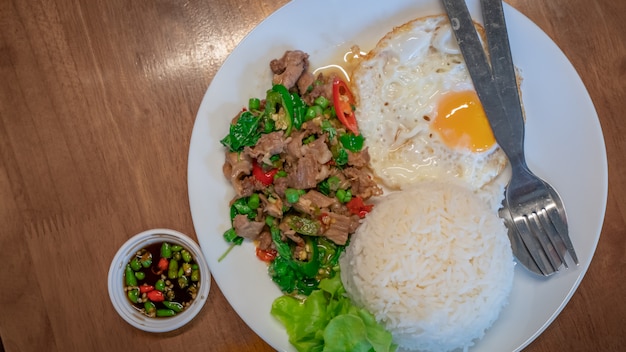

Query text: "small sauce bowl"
[108, 228, 211, 332]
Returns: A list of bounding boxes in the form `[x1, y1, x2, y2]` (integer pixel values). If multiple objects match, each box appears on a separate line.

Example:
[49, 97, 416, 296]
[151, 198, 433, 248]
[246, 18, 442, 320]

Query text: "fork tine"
[536, 208, 568, 268]
[513, 214, 556, 276]
[545, 201, 579, 265]
[499, 207, 543, 275]
[526, 212, 563, 272]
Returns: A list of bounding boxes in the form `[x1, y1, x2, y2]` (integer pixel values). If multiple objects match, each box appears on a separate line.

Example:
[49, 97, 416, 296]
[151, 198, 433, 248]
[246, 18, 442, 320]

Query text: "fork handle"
[444, 0, 528, 168]
[480, 0, 528, 168]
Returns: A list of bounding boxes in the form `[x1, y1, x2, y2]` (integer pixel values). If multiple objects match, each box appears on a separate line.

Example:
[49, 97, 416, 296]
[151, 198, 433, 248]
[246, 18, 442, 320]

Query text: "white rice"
[340, 180, 514, 352]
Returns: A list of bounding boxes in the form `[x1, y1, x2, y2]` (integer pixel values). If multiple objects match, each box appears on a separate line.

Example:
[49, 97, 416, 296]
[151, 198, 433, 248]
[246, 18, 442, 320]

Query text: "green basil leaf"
[220, 111, 261, 152]
[339, 133, 365, 152]
[321, 120, 336, 140]
[334, 148, 349, 166]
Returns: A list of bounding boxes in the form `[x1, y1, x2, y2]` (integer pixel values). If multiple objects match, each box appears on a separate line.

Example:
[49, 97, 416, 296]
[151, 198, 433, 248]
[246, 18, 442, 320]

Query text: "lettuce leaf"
[271, 275, 396, 352]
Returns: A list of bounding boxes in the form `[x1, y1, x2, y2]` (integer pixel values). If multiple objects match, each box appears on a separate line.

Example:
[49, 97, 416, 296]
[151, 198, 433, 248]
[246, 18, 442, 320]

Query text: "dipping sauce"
[123, 241, 201, 318]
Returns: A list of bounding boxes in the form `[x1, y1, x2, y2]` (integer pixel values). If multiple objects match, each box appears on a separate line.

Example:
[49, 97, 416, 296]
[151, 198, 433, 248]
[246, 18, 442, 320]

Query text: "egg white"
[353, 15, 508, 192]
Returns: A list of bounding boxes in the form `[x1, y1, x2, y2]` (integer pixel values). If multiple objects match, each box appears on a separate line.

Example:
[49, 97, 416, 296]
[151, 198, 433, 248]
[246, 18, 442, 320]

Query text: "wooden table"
[1, 0, 624, 351]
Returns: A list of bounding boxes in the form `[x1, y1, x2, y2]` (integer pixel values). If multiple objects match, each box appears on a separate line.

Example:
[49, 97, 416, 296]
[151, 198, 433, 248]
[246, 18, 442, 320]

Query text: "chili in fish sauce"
[123, 241, 200, 318]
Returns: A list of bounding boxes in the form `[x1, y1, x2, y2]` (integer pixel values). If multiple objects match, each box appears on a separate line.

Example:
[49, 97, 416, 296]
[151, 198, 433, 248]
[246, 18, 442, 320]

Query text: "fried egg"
[352, 15, 509, 191]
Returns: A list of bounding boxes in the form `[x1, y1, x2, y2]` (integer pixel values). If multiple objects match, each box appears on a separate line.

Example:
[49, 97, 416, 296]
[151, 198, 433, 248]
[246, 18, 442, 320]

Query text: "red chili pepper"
[319, 212, 331, 226]
[332, 77, 359, 135]
[346, 196, 374, 218]
[157, 257, 169, 271]
[139, 284, 154, 293]
[255, 247, 278, 262]
[252, 162, 278, 186]
[146, 290, 165, 302]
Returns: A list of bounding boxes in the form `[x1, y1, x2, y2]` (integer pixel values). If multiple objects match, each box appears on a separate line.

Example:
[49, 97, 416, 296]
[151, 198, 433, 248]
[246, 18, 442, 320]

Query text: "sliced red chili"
[139, 284, 154, 294]
[146, 290, 165, 302]
[252, 162, 278, 186]
[157, 257, 169, 271]
[319, 212, 331, 226]
[332, 77, 359, 135]
[255, 247, 278, 262]
[346, 196, 374, 218]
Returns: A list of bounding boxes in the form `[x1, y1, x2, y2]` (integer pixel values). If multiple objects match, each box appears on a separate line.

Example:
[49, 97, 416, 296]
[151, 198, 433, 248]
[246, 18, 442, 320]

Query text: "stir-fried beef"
[273, 176, 289, 198]
[223, 50, 384, 262]
[302, 73, 334, 106]
[297, 71, 315, 96]
[259, 193, 283, 218]
[302, 120, 322, 136]
[303, 135, 333, 165]
[328, 168, 352, 190]
[347, 148, 371, 168]
[315, 164, 331, 183]
[236, 175, 269, 198]
[223, 151, 252, 197]
[342, 167, 383, 200]
[278, 220, 304, 244]
[321, 213, 353, 245]
[286, 153, 319, 189]
[244, 131, 290, 165]
[270, 50, 309, 93]
[233, 214, 265, 240]
[294, 190, 338, 215]
[285, 130, 305, 161]
[257, 230, 272, 251]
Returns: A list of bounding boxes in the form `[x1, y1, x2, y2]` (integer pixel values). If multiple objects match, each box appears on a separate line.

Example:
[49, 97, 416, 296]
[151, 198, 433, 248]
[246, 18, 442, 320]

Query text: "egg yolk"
[432, 90, 496, 153]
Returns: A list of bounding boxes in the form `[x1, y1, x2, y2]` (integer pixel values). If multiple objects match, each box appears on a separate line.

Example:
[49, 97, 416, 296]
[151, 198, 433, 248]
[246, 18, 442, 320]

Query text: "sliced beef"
[233, 214, 265, 240]
[259, 193, 283, 218]
[347, 148, 371, 168]
[257, 230, 273, 251]
[301, 120, 322, 136]
[287, 153, 319, 189]
[270, 50, 309, 91]
[329, 168, 351, 190]
[302, 73, 334, 106]
[243, 131, 289, 165]
[237, 177, 256, 198]
[348, 214, 361, 233]
[237, 175, 269, 198]
[342, 167, 383, 200]
[273, 176, 289, 198]
[302, 135, 332, 165]
[297, 71, 315, 96]
[293, 190, 338, 215]
[315, 164, 331, 183]
[278, 219, 304, 244]
[322, 212, 352, 245]
[285, 130, 306, 162]
[223, 151, 252, 197]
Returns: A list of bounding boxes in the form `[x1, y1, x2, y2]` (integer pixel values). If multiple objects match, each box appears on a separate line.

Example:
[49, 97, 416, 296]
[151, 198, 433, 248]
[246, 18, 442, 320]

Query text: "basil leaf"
[321, 120, 336, 140]
[220, 111, 261, 152]
[334, 148, 349, 166]
[339, 133, 365, 152]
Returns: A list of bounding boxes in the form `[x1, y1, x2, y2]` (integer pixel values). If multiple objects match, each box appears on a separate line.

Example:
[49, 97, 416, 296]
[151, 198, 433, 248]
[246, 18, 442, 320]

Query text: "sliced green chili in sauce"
[123, 241, 200, 318]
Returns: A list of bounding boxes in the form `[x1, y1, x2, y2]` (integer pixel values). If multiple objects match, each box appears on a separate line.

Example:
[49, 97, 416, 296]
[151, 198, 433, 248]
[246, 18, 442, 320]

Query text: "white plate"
[187, 0, 608, 350]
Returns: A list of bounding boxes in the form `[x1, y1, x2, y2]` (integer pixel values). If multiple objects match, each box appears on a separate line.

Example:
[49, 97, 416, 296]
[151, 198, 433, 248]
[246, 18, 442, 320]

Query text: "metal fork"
[501, 164, 578, 275]
[442, 0, 579, 276]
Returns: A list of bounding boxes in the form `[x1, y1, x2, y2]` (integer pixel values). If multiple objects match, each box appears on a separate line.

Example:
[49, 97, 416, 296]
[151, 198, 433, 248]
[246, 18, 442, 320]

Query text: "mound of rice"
[340, 180, 514, 352]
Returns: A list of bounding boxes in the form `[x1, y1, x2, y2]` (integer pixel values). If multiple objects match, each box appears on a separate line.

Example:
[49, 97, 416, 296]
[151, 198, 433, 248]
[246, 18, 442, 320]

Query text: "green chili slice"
[287, 215, 321, 237]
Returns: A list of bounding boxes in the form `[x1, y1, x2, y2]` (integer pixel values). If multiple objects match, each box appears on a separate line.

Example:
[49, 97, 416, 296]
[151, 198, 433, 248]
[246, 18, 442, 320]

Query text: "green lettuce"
[270, 274, 396, 352]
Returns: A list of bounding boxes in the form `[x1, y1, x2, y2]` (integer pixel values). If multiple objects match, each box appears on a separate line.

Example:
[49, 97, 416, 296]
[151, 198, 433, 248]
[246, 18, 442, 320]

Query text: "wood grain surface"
[1, 0, 624, 351]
